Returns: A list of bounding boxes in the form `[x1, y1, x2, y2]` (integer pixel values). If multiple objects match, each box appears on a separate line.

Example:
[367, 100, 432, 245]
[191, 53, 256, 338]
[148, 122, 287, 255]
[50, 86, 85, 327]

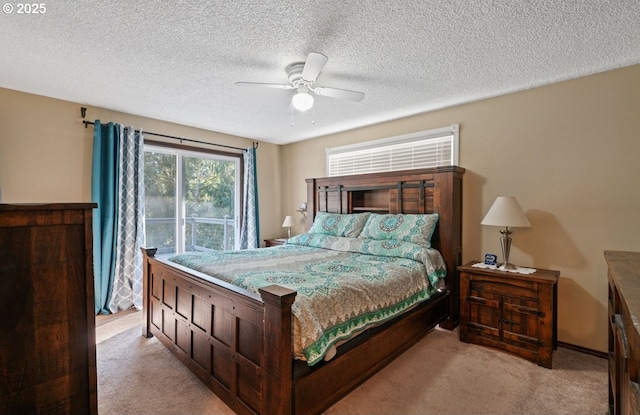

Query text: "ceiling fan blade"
[313, 86, 365, 102]
[234, 81, 294, 90]
[301, 52, 328, 82]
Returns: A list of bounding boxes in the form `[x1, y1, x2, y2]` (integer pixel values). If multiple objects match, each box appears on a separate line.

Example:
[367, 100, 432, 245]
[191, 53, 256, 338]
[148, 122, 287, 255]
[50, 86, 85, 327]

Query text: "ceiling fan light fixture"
[235, 52, 364, 115]
[292, 91, 314, 111]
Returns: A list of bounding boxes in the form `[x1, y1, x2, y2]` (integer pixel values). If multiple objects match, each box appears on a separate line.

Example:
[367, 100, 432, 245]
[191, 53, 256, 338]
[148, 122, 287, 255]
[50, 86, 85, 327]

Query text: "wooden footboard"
[142, 248, 296, 415]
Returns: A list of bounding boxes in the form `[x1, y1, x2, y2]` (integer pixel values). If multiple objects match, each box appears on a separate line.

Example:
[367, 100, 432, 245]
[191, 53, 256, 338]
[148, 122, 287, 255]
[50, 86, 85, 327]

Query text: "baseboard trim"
[558, 341, 607, 359]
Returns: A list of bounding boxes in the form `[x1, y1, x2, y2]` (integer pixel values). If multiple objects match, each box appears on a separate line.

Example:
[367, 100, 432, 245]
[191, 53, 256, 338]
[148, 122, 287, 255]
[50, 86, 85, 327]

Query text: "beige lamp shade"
[281, 216, 294, 228]
[481, 197, 531, 228]
[481, 196, 530, 270]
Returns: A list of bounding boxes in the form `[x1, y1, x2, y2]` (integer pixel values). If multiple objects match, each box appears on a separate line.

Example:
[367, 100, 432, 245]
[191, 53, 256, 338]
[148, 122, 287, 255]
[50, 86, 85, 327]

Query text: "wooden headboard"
[305, 166, 465, 328]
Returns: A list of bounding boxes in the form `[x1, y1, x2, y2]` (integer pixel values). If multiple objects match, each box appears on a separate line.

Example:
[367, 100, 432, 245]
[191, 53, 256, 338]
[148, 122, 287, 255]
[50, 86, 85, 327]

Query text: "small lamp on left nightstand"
[282, 215, 294, 239]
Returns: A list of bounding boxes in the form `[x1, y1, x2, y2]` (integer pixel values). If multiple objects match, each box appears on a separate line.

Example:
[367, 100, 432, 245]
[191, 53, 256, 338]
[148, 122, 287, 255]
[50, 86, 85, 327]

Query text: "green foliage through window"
[144, 147, 238, 254]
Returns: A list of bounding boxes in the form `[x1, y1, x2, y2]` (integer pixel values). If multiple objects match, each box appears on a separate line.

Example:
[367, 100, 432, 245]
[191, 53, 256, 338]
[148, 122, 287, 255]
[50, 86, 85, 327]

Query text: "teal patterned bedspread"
[168, 233, 447, 366]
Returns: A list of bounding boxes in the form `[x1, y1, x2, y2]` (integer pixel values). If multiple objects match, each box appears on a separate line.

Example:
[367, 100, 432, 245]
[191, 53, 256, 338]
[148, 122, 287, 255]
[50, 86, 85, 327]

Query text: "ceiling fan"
[235, 52, 365, 111]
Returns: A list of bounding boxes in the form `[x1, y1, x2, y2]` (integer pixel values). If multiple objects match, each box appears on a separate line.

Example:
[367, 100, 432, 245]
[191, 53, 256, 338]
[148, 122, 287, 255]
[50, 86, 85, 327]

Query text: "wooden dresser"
[458, 261, 559, 368]
[605, 250, 640, 415]
[0, 203, 98, 415]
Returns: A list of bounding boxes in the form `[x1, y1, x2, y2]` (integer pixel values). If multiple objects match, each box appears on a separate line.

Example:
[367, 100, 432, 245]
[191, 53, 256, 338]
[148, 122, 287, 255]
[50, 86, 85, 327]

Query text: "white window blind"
[326, 124, 459, 177]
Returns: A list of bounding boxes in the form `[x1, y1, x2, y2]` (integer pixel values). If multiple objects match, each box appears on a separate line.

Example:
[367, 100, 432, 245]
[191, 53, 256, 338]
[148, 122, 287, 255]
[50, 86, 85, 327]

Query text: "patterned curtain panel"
[109, 126, 145, 312]
[240, 146, 259, 249]
[91, 121, 119, 314]
[91, 121, 146, 314]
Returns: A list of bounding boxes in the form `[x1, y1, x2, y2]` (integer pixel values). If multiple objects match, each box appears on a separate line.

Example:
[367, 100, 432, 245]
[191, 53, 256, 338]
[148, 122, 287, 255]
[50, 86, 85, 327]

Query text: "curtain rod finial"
[80, 107, 87, 119]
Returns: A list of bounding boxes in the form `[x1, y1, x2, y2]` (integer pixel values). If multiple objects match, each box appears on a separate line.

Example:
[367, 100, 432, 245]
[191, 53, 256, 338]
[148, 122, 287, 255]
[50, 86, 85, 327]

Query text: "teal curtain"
[240, 146, 259, 249]
[91, 121, 119, 314]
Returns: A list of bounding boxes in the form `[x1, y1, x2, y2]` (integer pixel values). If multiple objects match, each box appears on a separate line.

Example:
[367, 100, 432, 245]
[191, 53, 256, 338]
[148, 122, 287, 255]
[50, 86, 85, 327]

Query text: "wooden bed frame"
[141, 166, 464, 415]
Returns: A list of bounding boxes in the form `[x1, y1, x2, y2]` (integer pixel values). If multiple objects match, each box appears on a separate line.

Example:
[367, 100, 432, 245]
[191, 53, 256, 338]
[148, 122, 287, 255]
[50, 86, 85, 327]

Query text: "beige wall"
[281, 64, 640, 352]
[0, 87, 285, 243]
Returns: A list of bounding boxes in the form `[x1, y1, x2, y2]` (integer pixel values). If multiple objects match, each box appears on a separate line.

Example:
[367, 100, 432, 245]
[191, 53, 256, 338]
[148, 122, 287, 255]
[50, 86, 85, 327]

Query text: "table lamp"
[481, 196, 531, 270]
[282, 215, 294, 238]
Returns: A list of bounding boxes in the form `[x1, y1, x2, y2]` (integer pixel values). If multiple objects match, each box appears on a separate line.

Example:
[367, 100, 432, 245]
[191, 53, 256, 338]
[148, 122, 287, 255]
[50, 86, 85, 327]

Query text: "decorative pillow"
[359, 213, 439, 247]
[308, 212, 371, 237]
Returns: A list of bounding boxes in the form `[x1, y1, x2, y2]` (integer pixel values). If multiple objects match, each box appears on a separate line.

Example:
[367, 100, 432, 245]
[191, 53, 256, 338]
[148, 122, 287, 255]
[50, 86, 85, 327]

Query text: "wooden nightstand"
[458, 261, 559, 368]
[264, 238, 287, 247]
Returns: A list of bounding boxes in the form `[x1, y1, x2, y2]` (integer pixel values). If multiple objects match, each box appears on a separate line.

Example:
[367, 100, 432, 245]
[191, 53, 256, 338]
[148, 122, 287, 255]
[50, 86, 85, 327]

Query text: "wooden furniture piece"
[605, 250, 640, 415]
[264, 238, 287, 247]
[458, 261, 559, 368]
[0, 203, 97, 415]
[142, 166, 464, 415]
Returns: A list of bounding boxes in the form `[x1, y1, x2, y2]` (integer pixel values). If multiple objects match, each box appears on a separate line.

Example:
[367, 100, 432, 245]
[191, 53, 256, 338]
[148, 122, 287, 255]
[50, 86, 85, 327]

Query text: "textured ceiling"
[1, 1, 639, 145]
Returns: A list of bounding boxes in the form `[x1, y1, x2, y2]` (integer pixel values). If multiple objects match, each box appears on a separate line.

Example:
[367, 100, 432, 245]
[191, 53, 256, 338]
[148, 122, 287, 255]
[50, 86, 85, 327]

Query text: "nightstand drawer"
[468, 276, 538, 300]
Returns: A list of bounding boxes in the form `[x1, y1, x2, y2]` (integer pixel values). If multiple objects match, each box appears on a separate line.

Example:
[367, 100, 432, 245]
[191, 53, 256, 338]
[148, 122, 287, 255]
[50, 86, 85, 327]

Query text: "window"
[326, 124, 459, 176]
[144, 144, 241, 255]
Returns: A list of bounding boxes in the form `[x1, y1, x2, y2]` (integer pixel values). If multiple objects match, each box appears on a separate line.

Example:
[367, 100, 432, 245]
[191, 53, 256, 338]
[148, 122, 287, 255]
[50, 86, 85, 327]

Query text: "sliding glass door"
[144, 145, 240, 255]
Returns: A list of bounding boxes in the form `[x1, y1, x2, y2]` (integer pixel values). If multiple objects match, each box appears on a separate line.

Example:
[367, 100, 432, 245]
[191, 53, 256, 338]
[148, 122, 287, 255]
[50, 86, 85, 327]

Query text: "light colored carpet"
[96, 312, 608, 415]
[96, 311, 142, 343]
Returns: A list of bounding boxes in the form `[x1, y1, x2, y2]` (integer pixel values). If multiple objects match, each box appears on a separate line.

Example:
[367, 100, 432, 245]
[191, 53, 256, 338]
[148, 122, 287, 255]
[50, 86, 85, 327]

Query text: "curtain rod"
[82, 120, 256, 152]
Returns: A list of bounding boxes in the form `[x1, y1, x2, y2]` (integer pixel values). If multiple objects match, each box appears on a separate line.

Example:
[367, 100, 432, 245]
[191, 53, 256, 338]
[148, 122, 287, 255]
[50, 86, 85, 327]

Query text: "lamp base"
[498, 229, 515, 271]
[498, 262, 517, 271]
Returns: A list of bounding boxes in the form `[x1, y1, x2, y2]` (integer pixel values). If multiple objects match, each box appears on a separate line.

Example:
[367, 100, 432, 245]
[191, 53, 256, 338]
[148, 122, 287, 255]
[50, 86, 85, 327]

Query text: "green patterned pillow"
[359, 213, 439, 247]
[309, 212, 371, 237]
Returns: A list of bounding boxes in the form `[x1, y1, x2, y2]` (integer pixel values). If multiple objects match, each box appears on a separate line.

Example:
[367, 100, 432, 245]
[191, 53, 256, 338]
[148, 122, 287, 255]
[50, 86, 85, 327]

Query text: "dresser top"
[0, 203, 97, 211]
[605, 251, 640, 329]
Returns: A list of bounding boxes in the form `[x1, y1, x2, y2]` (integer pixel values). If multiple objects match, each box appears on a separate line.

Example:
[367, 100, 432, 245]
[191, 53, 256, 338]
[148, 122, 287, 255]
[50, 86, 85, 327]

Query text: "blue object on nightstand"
[484, 253, 497, 266]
